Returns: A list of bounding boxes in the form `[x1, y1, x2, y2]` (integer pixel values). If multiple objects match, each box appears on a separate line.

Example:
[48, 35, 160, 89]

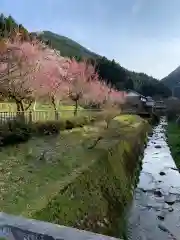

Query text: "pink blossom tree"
[64, 58, 98, 115]
[33, 52, 70, 119]
[0, 38, 127, 121]
[0, 39, 39, 113]
[0, 39, 69, 119]
[64, 58, 127, 116]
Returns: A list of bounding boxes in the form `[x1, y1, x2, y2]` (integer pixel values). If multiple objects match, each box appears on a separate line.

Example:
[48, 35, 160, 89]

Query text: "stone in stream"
[159, 171, 166, 176]
[171, 167, 180, 172]
[155, 145, 162, 149]
[158, 224, 177, 239]
[163, 203, 170, 209]
[168, 207, 174, 212]
[164, 195, 176, 205]
[154, 190, 163, 197]
[157, 211, 166, 221]
[158, 223, 169, 232]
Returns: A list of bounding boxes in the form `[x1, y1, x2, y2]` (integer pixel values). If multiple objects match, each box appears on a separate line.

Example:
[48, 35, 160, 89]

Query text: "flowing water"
[128, 117, 180, 240]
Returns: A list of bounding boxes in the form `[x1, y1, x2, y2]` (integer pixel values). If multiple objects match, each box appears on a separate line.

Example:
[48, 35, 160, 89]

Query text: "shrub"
[33, 121, 63, 135]
[65, 115, 93, 128]
[151, 113, 160, 125]
[165, 98, 180, 121]
[0, 110, 120, 146]
[0, 119, 32, 146]
[166, 109, 178, 121]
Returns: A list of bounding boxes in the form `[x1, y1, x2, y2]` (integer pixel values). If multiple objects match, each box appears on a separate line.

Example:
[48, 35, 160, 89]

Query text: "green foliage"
[167, 122, 180, 168]
[0, 119, 32, 146]
[33, 121, 62, 135]
[0, 12, 171, 98]
[165, 98, 180, 121]
[151, 113, 160, 125]
[89, 58, 170, 97]
[33, 115, 95, 135]
[128, 71, 171, 97]
[92, 57, 130, 90]
[32, 116, 147, 238]
[0, 111, 115, 145]
[162, 66, 180, 98]
[166, 109, 178, 121]
[34, 31, 99, 59]
[0, 13, 29, 40]
[34, 30, 170, 97]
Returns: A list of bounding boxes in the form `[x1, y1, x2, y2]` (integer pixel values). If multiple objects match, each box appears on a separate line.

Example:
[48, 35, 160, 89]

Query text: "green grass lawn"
[0, 114, 141, 217]
[167, 121, 180, 169]
[0, 125, 104, 215]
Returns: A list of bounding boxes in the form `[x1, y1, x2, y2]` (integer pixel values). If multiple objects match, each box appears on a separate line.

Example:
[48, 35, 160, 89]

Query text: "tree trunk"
[19, 100, 25, 122]
[74, 100, 78, 116]
[51, 96, 59, 120]
[14, 99, 22, 121]
[25, 100, 33, 111]
[19, 100, 24, 112]
[15, 100, 21, 113]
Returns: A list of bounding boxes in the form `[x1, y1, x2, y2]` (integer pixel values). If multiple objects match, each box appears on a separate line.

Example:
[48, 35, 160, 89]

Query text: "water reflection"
[128, 117, 180, 240]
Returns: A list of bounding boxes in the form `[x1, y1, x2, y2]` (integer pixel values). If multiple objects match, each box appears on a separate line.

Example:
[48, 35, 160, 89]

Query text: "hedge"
[0, 111, 119, 147]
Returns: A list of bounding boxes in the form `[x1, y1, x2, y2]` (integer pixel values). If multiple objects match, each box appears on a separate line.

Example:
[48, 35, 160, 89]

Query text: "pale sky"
[1, 0, 180, 79]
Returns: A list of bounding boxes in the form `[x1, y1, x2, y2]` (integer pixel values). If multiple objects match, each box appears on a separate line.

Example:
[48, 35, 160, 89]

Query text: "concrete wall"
[0, 212, 119, 240]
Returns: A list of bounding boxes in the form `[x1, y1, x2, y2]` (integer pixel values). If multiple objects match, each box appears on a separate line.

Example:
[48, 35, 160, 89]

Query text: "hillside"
[0, 12, 171, 98]
[128, 70, 171, 97]
[161, 66, 180, 97]
[34, 31, 99, 60]
[36, 31, 171, 97]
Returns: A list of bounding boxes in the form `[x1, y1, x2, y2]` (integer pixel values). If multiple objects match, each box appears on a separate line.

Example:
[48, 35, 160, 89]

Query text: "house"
[154, 100, 166, 109]
[125, 90, 156, 112]
[125, 90, 147, 110]
[145, 96, 155, 107]
[126, 90, 146, 101]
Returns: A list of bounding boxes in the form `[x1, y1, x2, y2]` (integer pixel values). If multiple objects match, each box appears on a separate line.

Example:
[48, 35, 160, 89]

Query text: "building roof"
[126, 89, 146, 98]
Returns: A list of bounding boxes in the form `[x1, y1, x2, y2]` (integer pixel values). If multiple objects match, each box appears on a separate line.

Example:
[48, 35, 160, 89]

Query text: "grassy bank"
[0, 114, 149, 238]
[0, 110, 120, 147]
[167, 121, 180, 168]
[0, 123, 106, 214]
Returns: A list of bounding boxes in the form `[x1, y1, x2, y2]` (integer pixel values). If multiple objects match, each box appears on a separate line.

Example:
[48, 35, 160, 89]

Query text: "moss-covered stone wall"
[32, 115, 150, 238]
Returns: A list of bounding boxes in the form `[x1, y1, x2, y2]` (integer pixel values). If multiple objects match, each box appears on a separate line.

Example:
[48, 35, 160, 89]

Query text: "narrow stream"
[128, 117, 180, 240]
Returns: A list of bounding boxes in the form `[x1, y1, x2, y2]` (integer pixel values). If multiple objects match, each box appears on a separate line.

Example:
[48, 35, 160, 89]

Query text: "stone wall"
[31, 116, 149, 239]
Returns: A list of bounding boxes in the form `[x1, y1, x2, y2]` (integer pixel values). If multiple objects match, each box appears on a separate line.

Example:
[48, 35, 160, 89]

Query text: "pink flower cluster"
[0, 39, 126, 108]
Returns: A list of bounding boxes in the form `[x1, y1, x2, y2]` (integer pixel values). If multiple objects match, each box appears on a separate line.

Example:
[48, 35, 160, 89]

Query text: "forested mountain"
[0, 13, 29, 41]
[34, 31, 99, 59]
[89, 57, 171, 97]
[0, 13, 171, 98]
[36, 31, 171, 97]
[161, 66, 180, 98]
[128, 71, 171, 97]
